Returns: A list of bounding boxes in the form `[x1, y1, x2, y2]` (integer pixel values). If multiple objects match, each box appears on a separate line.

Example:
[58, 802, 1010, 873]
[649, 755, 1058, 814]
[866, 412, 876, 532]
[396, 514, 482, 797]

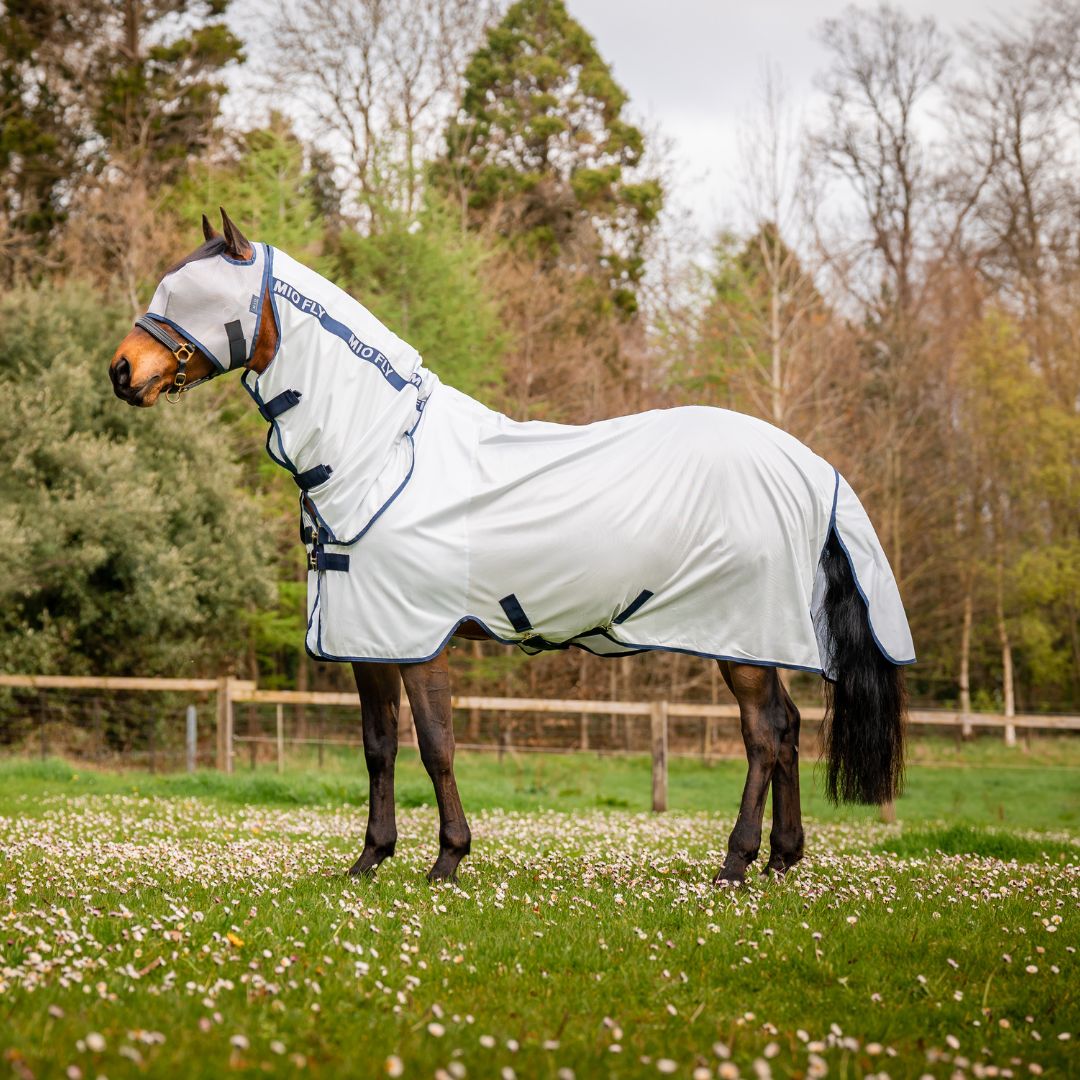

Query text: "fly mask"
[136, 243, 271, 400]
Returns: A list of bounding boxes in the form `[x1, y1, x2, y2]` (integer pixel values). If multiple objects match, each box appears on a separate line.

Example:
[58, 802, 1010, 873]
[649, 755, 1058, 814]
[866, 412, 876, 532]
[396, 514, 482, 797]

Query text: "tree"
[956, 309, 1079, 720]
[166, 113, 328, 260]
[812, 3, 956, 602]
[269, 0, 494, 223]
[0, 0, 92, 274]
[440, 0, 662, 314]
[91, 0, 243, 181]
[0, 283, 276, 677]
[697, 226, 836, 435]
[0, 0, 242, 276]
[331, 198, 504, 402]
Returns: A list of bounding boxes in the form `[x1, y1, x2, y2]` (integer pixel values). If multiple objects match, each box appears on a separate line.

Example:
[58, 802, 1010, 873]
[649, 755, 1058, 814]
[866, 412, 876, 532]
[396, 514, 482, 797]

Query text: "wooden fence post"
[651, 700, 668, 813]
[216, 675, 236, 774]
[276, 704, 285, 774]
[185, 705, 197, 773]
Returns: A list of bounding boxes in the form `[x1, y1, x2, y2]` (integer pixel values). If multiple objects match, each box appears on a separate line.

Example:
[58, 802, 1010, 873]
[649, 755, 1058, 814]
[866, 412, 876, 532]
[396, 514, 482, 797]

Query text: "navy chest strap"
[259, 389, 302, 420]
[294, 463, 332, 490]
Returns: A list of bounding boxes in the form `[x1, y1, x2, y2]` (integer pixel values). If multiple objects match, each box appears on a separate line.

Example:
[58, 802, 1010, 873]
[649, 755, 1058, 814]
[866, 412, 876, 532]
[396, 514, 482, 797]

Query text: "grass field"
[0, 747, 1076, 1079]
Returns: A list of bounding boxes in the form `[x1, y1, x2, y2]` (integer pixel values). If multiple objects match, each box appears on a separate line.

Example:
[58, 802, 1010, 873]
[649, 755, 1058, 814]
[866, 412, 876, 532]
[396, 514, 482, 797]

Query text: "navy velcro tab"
[294, 463, 332, 490]
[224, 320, 247, 368]
[613, 589, 654, 625]
[499, 594, 533, 634]
[259, 389, 302, 421]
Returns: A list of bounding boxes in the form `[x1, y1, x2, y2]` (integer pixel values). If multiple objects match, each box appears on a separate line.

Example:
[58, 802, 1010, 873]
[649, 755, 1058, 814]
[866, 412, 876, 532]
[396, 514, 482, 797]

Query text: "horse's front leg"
[348, 661, 402, 876]
[400, 648, 471, 882]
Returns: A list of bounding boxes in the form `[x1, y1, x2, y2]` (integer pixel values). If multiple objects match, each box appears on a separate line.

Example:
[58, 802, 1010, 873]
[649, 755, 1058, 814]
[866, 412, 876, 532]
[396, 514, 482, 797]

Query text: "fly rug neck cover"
[237, 246, 914, 674]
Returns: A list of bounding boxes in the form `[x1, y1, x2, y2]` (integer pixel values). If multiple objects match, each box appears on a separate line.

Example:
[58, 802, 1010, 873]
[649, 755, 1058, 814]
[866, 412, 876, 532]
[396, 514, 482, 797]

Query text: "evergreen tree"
[331, 199, 504, 402]
[0, 0, 242, 279]
[166, 114, 326, 258]
[0, 1, 90, 272]
[91, 0, 243, 181]
[440, 0, 662, 314]
[0, 283, 276, 677]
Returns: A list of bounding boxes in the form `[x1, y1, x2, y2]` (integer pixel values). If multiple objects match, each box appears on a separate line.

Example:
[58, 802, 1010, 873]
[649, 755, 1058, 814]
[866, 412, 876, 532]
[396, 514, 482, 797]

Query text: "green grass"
[3, 737, 1078, 829]
[0, 752, 1076, 1078]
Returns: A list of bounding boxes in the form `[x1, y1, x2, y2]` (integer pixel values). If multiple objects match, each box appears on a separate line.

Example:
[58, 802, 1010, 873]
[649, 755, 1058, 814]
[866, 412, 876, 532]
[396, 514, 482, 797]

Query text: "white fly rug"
[156, 243, 915, 673]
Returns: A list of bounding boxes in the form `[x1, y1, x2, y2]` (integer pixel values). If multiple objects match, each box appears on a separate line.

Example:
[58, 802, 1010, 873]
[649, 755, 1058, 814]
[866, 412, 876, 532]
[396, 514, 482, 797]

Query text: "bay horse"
[108, 209, 911, 885]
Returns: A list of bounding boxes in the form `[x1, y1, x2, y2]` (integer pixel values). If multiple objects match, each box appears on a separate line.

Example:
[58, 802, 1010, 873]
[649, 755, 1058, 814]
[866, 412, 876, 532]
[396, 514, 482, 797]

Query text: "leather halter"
[134, 315, 219, 403]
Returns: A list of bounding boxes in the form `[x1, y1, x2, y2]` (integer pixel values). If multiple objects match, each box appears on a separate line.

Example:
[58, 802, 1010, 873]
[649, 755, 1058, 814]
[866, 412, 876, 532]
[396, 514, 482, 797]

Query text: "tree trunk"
[995, 551, 1016, 746]
[959, 582, 973, 740]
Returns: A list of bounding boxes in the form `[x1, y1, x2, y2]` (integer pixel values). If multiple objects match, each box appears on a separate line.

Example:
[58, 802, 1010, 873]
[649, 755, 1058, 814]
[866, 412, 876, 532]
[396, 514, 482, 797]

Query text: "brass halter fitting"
[165, 342, 196, 404]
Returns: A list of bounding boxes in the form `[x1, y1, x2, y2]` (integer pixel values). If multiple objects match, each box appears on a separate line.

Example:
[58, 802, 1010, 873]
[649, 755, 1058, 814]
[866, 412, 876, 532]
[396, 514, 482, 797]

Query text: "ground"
[0, 742, 1076, 1079]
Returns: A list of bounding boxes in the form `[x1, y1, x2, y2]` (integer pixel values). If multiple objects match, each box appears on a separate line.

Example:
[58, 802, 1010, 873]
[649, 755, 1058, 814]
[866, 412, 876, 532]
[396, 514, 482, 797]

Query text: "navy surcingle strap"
[259, 389, 302, 421]
[304, 524, 349, 572]
[294, 463, 333, 490]
[312, 551, 350, 572]
[613, 589, 654, 625]
[224, 320, 247, 367]
[498, 594, 533, 634]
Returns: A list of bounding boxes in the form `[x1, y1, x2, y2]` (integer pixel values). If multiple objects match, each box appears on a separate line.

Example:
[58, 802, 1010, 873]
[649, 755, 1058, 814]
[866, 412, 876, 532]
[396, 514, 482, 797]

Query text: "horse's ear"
[201, 213, 220, 242]
[219, 206, 252, 258]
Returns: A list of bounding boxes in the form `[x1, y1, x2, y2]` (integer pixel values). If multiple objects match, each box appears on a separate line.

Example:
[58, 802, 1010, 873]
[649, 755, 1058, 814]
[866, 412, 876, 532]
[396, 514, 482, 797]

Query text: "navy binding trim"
[613, 589, 654, 625]
[499, 594, 532, 634]
[259, 388, 302, 421]
[294, 463, 332, 491]
[225, 320, 247, 368]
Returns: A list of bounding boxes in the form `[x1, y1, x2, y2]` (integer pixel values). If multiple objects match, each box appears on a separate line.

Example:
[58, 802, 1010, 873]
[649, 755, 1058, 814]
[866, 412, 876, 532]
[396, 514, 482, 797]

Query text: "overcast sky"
[562, 0, 1029, 241]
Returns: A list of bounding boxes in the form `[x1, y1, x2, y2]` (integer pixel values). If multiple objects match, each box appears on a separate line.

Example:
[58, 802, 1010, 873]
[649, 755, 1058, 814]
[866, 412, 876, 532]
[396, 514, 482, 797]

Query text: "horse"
[108, 208, 913, 885]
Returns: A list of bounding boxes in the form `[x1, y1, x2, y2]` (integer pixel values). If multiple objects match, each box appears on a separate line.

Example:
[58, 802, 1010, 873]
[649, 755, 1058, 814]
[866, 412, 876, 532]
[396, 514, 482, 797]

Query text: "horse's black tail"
[820, 530, 907, 805]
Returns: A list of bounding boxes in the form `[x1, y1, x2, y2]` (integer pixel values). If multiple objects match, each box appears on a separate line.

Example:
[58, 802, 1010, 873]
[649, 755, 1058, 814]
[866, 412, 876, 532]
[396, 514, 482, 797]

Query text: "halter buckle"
[174, 343, 195, 364]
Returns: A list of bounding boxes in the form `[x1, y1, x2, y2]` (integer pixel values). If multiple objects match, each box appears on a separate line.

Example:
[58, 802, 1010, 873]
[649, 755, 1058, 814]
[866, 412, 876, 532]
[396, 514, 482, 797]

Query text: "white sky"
[563, 0, 1029, 241]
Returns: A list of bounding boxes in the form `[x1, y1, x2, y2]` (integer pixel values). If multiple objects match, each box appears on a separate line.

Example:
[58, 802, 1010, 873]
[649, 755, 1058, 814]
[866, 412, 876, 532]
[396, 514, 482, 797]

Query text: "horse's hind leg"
[400, 648, 472, 882]
[715, 661, 786, 885]
[349, 661, 402, 876]
[766, 683, 804, 875]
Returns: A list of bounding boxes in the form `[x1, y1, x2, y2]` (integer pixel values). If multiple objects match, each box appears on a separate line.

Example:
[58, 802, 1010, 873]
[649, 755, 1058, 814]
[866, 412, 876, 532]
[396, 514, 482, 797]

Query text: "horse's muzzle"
[110, 356, 157, 405]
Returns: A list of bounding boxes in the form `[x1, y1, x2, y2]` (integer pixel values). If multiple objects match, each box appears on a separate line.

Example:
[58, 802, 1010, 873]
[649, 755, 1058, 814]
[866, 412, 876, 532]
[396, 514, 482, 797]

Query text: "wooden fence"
[1, 674, 1077, 812]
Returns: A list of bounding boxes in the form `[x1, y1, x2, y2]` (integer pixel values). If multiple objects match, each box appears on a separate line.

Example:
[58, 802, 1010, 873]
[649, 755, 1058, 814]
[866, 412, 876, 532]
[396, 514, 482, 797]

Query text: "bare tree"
[711, 66, 841, 438]
[811, 3, 955, 587]
[267, 0, 497, 223]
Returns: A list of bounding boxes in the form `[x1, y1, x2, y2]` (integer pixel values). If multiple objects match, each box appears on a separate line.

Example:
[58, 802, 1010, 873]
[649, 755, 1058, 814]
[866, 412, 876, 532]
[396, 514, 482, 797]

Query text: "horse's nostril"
[114, 357, 131, 388]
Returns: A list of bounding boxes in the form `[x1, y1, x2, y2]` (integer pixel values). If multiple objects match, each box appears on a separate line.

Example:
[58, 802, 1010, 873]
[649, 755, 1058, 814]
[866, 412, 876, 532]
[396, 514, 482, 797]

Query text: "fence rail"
[1, 674, 1077, 812]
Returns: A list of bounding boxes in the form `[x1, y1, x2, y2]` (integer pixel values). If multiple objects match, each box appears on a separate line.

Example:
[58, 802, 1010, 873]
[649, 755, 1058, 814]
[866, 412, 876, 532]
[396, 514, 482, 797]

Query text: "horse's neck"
[246, 280, 280, 375]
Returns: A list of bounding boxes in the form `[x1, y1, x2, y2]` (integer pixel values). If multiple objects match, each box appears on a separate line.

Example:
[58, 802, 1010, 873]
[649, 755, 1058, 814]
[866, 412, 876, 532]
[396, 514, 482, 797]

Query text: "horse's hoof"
[348, 845, 394, 877]
[765, 851, 803, 877]
[426, 852, 466, 883]
[713, 867, 746, 888]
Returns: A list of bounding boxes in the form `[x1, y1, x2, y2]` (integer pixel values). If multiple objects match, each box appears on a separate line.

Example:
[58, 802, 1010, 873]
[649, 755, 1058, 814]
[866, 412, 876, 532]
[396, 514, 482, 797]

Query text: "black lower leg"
[402, 650, 471, 882]
[766, 689, 804, 874]
[349, 662, 401, 876]
[715, 662, 782, 885]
